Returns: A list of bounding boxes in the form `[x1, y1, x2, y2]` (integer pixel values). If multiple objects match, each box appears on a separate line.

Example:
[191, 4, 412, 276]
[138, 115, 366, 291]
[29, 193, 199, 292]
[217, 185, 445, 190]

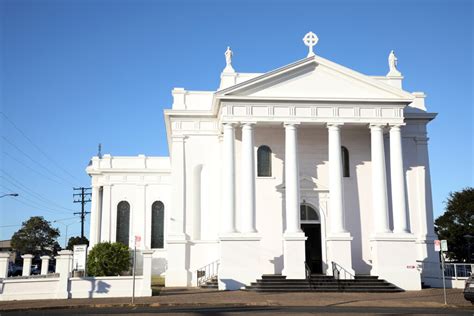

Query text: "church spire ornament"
[387, 50, 402, 77]
[303, 32, 318, 57]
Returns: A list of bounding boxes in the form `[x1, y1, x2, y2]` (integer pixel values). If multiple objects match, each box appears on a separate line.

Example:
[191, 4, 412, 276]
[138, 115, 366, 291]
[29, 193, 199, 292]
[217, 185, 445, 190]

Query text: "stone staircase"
[199, 276, 218, 289]
[244, 274, 403, 292]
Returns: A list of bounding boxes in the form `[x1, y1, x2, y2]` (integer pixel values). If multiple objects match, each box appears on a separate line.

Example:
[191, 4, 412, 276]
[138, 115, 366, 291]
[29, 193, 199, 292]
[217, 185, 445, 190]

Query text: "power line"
[2, 151, 69, 186]
[1, 185, 71, 215]
[0, 171, 76, 212]
[1, 112, 82, 184]
[0, 216, 77, 228]
[2, 136, 76, 186]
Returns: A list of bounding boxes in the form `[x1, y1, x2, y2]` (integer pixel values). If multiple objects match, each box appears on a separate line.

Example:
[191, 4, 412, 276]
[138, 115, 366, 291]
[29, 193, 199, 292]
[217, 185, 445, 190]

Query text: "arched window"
[151, 201, 165, 249]
[341, 146, 350, 178]
[116, 201, 130, 246]
[300, 204, 320, 222]
[257, 145, 272, 177]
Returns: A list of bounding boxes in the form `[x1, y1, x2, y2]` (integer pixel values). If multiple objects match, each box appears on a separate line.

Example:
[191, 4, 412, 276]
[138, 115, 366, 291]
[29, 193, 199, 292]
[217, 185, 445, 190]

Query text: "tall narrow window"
[116, 201, 130, 246]
[151, 201, 165, 248]
[257, 145, 272, 177]
[341, 146, 350, 178]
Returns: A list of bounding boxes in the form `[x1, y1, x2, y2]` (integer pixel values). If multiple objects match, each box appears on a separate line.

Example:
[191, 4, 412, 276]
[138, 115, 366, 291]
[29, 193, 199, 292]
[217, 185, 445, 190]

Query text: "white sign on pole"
[135, 235, 141, 248]
[441, 240, 448, 251]
[434, 240, 441, 252]
[73, 244, 88, 271]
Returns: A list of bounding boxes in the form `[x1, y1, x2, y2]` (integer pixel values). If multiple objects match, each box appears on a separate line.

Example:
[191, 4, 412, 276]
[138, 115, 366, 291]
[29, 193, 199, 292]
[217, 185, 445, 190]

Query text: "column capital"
[389, 123, 406, 129]
[241, 121, 256, 128]
[326, 122, 344, 130]
[369, 123, 387, 131]
[222, 122, 238, 128]
[283, 122, 300, 128]
[171, 135, 187, 142]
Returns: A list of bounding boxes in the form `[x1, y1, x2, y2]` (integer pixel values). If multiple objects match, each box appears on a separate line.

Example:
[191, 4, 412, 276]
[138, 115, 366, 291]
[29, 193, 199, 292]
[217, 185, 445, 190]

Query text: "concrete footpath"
[0, 288, 472, 312]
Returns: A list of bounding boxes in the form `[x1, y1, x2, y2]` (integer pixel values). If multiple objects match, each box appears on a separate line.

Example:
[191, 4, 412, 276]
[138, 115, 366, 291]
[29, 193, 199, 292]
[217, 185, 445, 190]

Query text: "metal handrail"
[331, 261, 354, 280]
[304, 262, 311, 280]
[195, 260, 220, 287]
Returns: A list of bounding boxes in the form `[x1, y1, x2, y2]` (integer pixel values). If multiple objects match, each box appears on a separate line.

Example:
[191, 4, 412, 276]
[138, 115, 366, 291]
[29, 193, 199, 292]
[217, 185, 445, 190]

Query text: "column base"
[370, 234, 421, 290]
[166, 238, 191, 287]
[282, 232, 307, 279]
[326, 233, 354, 279]
[218, 234, 261, 290]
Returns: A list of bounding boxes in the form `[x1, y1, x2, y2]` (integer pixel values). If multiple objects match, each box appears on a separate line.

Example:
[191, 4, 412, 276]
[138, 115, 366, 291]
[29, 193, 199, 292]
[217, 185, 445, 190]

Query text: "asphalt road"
[4, 305, 474, 316]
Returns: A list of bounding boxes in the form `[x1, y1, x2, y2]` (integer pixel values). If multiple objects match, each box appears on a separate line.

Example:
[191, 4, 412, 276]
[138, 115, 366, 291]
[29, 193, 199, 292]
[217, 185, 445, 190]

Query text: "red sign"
[135, 235, 141, 247]
[434, 240, 441, 252]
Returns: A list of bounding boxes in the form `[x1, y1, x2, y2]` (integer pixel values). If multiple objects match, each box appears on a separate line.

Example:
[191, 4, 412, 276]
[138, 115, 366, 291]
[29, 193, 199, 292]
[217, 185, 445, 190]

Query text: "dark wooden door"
[301, 224, 322, 274]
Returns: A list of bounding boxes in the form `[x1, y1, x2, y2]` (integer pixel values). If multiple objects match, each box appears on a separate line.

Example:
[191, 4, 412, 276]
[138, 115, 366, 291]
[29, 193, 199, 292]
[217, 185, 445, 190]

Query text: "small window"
[300, 204, 320, 222]
[151, 201, 165, 249]
[257, 145, 272, 177]
[116, 201, 130, 246]
[341, 146, 350, 178]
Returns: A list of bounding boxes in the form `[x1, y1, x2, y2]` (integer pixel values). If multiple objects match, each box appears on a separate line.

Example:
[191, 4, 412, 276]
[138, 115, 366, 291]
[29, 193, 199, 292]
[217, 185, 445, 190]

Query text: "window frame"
[257, 145, 272, 177]
[116, 201, 130, 247]
[151, 201, 165, 249]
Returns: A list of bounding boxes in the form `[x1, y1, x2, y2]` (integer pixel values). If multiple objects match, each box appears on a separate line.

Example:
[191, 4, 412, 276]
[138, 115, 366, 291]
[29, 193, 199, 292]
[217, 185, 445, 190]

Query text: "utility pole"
[73, 187, 92, 238]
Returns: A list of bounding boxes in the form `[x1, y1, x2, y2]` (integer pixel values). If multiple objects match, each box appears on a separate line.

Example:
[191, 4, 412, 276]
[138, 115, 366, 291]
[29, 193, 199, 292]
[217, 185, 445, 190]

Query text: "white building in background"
[86, 32, 439, 291]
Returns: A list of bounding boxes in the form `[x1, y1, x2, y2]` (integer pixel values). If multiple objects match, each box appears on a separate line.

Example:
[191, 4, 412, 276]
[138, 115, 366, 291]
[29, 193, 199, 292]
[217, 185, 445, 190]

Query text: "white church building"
[86, 33, 438, 291]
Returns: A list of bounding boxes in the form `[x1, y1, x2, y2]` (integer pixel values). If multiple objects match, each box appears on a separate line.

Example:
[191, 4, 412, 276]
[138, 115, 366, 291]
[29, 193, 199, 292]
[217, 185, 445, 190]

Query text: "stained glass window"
[116, 201, 130, 246]
[257, 145, 272, 177]
[151, 201, 164, 249]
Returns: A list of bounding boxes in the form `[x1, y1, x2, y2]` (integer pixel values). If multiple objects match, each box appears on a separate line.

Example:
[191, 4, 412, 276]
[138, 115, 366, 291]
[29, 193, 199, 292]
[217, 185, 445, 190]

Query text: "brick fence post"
[0, 252, 9, 278]
[40, 255, 51, 275]
[56, 250, 73, 299]
[141, 250, 154, 296]
[21, 254, 34, 277]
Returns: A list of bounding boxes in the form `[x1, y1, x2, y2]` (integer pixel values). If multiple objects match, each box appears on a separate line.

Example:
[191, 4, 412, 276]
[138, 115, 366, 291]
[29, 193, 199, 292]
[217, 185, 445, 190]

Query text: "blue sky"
[1, 0, 472, 245]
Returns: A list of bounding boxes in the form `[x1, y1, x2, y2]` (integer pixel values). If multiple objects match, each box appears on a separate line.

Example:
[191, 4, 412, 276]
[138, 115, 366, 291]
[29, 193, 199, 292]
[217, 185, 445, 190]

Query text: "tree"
[11, 216, 61, 258]
[435, 187, 474, 262]
[87, 242, 131, 276]
[66, 236, 89, 251]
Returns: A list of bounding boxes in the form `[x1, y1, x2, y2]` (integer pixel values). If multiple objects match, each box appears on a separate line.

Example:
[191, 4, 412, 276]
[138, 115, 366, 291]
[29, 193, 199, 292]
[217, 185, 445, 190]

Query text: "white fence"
[419, 261, 472, 289]
[0, 249, 154, 301]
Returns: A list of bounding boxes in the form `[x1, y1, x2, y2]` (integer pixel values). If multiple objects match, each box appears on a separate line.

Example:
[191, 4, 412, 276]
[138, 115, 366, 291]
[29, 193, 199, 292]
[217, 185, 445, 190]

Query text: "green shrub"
[87, 242, 130, 276]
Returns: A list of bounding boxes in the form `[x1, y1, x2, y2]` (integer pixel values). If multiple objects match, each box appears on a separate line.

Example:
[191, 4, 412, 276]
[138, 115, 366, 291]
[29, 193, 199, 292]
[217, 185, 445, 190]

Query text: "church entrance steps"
[244, 274, 403, 293]
[199, 276, 218, 289]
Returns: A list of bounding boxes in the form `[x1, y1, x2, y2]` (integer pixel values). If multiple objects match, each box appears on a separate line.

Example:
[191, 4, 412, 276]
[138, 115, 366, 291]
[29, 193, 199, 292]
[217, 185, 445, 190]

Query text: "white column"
[241, 122, 257, 233]
[370, 124, 391, 234]
[89, 185, 101, 246]
[390, 125, 409, 233]
[284, 123, 301, 234]
[222, 123, 237, 233]
[327, 123, 346, 234]
[101, 184, 112, 242]
[192, 164, 203, 240]
[170, 135, 186, 238]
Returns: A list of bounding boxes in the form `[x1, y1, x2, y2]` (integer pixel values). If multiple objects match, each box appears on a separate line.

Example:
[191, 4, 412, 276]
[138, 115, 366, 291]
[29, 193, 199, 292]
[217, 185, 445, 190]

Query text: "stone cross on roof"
[303, 32, 318, 57]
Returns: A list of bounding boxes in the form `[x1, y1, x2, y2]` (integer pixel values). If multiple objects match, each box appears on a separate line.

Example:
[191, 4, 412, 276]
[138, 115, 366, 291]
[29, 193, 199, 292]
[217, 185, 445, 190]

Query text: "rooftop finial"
[303, 32, 318, 57]
[98, 143, 102, 159]
[387, 50, 402, 76]
[223, 46, 235, 73]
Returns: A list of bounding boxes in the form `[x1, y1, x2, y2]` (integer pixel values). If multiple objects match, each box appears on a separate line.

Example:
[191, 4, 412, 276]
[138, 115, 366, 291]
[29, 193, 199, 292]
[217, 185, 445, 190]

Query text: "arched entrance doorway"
[300, 204, 322, 274]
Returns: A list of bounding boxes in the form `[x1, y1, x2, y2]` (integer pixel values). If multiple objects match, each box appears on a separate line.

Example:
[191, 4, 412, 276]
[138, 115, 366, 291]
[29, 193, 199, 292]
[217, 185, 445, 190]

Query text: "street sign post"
[440, 240, 448, 305]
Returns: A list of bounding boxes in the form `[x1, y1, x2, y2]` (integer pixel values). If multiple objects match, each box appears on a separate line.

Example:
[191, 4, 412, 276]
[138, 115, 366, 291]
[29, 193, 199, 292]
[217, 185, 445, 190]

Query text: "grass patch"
[151, 275, 165, 296]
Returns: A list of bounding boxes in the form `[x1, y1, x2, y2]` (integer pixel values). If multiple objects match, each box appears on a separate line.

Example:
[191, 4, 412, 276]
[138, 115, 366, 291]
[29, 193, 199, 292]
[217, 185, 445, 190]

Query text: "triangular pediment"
[217, 56, 413, 102]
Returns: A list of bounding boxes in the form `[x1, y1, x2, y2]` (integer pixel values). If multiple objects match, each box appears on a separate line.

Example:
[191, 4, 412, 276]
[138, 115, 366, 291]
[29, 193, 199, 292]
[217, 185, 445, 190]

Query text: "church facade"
[86, 33, 438, 291]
